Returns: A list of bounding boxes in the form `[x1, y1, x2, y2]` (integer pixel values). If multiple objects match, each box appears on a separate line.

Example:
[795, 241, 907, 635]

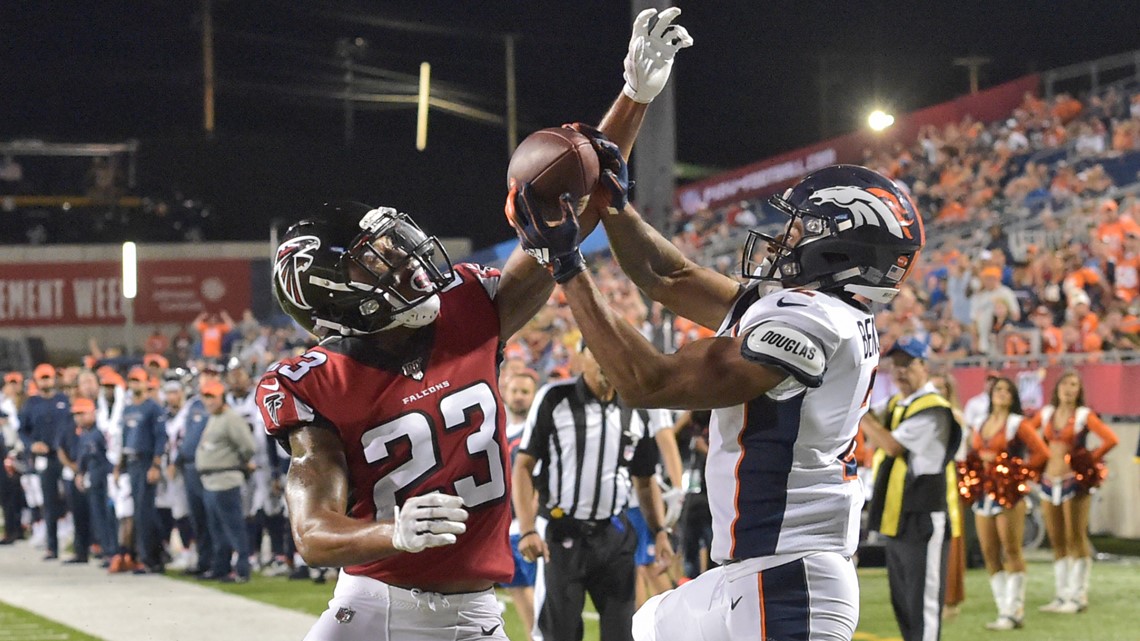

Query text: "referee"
[512, 342, 672, 641]
[862, 335, 962, 641]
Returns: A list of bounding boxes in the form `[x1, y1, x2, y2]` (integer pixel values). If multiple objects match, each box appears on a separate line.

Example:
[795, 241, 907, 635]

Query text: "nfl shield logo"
[335, 607, 355, 624]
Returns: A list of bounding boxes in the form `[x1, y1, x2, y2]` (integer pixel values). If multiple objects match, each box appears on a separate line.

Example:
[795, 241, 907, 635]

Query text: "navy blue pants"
[85, 476, 118, 555]
[65, 478, 91, 559]
[38, 457, 64, 556]
[204, 485, 251, 579]
[182, 465, 214, 573]
[127, 459, 160, 567]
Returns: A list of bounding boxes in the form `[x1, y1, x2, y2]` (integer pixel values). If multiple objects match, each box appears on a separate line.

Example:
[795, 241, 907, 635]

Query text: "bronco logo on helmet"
[275, 235, 322, 310]
[809, 185, 918, 241]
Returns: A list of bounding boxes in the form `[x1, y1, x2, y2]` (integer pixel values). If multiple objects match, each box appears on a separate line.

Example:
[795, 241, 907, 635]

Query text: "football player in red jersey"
[256, 9, 692, 640]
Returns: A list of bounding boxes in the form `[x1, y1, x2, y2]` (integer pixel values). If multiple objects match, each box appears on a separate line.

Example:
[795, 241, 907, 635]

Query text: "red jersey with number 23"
[255, 263, 512, 586]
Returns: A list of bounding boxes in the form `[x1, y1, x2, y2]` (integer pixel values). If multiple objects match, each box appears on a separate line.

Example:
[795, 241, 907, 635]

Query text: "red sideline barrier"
[952, 362, 1139, 417]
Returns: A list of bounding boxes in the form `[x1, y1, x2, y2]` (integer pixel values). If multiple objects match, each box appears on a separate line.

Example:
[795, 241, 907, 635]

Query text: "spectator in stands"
[971, 266, 1021, 354]
[1023, 372, 1118, 614]
[1093, 199, 1140, 261]
[1067, 291, 1101, 349]
[144, 329, 170, 359]
[1029, 305, 1065, 359]
[172, 325, 194, 366]
[964, 378, 1049, 631]
[194, 311, 234, 362]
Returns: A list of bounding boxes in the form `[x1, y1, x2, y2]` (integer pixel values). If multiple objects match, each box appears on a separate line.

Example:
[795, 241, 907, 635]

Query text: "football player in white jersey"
[506, 156, 925, 641]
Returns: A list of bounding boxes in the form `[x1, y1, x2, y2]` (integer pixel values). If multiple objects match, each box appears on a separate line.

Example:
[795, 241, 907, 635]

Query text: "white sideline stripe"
[0, 544, 316, 641]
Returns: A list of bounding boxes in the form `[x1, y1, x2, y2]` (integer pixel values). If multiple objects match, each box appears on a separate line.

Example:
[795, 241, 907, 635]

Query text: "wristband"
[519, 530, 540, 541]
[651, 526, 670, 537]
[551, 250, 586, 284]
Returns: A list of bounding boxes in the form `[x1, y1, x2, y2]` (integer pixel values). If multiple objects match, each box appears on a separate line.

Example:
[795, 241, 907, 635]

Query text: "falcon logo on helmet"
[275, 235, 321, 311]
[809, 186, 918, 240]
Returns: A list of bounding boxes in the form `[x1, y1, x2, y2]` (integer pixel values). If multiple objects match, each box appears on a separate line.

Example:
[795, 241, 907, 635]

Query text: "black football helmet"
[742, 164, 925, 303]
[273, 202, 454, 336]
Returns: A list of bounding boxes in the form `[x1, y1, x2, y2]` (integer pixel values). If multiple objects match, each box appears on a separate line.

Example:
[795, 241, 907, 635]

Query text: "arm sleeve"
[456, 263, 502, 301]
[1085, 411, 1119, 461]
[152, 406, 168, 457]
[255, 367, 318, 445]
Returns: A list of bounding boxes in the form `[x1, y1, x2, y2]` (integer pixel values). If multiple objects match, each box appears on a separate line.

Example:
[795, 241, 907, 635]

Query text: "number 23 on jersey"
[363, 381, 506, 518]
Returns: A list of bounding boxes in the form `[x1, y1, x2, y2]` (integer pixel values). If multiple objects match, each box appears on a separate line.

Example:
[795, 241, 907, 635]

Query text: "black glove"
[563, 123, 632, 210]
[505, 179, 586, 284]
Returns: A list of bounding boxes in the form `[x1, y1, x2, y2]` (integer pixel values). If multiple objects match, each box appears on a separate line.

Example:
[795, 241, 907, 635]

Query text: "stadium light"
[416, 62, 430, 151]
[122, 241, 137, 299]
[868, 109, 895, 132]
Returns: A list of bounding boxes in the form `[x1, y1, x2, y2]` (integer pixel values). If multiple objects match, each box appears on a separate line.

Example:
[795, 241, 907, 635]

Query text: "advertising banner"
[0, 259, 251, 326]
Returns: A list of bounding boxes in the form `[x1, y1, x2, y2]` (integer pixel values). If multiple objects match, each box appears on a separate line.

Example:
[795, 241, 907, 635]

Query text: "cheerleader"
[1023, 371, 1118, 614]
[962, 377, 1049, 631]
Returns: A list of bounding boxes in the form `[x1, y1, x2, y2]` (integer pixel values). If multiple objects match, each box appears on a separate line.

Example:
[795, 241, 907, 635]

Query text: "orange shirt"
[1116, 256, 1140, 301]
[196, 321, 231, 359]
[1063, 267, 1101, 294]
[1040, 326, 1064, 355]
[1022, 407, 1119, 462]
[970, 415, 1050, 469]
[1095, 218, 1140, 258]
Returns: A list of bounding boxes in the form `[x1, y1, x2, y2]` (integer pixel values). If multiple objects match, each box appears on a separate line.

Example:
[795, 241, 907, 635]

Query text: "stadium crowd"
[0, 81, 1138, 638]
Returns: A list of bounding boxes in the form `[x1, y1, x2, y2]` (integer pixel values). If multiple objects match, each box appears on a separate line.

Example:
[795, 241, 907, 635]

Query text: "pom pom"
[1068, 448, 1108, 492]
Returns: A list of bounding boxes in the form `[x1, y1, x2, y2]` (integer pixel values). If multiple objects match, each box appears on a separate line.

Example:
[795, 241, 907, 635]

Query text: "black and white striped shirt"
[519, 377, 660, 521]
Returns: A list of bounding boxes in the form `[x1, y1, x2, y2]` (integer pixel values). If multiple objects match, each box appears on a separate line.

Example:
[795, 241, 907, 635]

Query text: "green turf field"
[174, 557, 1140, 641]
[0, 602, 103, 641]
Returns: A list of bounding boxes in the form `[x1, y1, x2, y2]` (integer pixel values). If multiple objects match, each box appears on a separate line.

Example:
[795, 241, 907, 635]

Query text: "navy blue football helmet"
[742, 164, 925, 303]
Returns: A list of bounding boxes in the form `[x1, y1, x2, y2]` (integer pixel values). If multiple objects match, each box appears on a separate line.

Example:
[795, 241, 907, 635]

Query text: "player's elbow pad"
[741, 324, 826, 388]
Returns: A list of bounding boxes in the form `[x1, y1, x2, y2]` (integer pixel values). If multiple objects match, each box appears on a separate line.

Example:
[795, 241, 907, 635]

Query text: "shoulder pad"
[742, 323, 826, 388]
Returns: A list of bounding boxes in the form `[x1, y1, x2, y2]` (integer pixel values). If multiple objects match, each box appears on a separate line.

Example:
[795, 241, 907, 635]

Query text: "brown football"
[507, 127, 600, 219]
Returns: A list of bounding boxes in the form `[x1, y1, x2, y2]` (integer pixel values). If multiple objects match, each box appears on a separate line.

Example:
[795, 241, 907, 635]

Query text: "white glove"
[391, 492, 468, 553]
[662, 486, 685, 528]
[622, 7, 694, 104]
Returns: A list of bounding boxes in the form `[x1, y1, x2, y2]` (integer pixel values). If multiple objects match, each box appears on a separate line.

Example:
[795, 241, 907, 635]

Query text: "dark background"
[3, 1, 1139, 249]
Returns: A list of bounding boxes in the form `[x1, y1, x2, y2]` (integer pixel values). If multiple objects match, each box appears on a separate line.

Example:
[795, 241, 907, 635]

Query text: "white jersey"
[707, 286, 875, 563]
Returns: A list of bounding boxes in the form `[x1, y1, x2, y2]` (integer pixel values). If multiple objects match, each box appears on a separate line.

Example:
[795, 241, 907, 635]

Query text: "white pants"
[304, 571, 508, 641]
[111, 473, 133, 519]
[633, 552, 859, 641]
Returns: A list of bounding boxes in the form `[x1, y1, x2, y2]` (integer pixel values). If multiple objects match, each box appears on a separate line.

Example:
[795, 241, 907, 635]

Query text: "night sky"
[4, 1, 1140, 249]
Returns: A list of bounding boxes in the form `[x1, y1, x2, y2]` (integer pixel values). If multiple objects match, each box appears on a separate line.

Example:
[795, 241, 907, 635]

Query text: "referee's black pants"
[538, 515, 637, 641]
[885, 511, 949, 641]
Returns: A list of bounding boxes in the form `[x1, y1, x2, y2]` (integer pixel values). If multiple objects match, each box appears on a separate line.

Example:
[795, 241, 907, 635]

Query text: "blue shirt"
[76, 428, 112, 479]
[178, 397, 211, 463]
[18, 393, 72, 454]
[121, 398, 167, 459]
